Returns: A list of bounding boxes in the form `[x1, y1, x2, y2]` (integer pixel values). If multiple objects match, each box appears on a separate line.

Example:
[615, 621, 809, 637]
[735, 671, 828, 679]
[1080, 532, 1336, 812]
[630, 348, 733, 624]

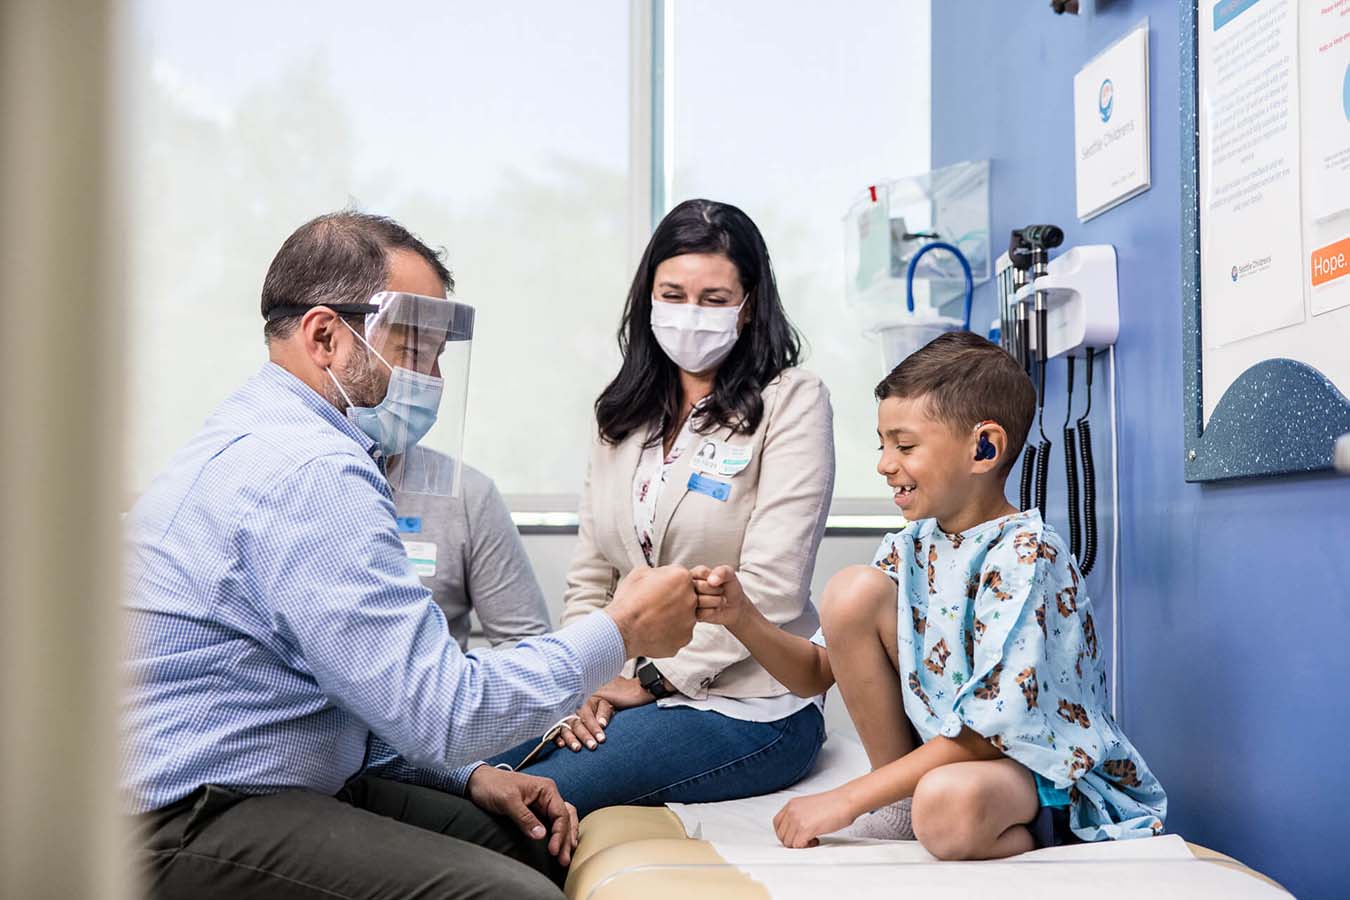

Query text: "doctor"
[495, 200, 834, 816]
[122, 211, 698, 899]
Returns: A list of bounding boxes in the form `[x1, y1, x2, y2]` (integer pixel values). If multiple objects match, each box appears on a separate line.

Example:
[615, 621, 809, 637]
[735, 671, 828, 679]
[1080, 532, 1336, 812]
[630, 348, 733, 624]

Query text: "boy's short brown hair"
[874, 331, 1036, 475]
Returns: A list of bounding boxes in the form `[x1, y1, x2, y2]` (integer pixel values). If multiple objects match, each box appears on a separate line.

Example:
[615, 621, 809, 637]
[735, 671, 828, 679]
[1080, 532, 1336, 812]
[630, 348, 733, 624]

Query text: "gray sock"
[831, 797, 915, 841]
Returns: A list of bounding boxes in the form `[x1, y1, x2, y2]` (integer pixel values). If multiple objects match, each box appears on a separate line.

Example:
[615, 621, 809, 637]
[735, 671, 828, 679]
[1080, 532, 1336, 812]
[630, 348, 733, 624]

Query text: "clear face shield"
[350, 291, 475, 498]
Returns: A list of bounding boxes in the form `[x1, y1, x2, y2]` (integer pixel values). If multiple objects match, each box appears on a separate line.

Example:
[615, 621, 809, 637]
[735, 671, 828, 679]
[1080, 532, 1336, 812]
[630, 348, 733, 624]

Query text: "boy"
[693, 332, 1165, 858]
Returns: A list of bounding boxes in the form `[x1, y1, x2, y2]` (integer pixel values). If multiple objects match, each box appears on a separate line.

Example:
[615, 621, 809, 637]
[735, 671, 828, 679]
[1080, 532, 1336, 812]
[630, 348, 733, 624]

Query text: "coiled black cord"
[1020, 444, 1036, 512]
[1034, 435, 1051, 519]
[1063, 356, 1081, 561]
[1077, 348, 1098, 576]
[1032, 309, 1051, 518]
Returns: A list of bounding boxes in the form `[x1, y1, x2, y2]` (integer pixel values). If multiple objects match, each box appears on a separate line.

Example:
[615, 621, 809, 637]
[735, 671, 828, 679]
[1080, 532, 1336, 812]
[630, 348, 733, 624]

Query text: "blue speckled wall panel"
[1177, 2, 1350, 481]
[930, 2, 1350, 897]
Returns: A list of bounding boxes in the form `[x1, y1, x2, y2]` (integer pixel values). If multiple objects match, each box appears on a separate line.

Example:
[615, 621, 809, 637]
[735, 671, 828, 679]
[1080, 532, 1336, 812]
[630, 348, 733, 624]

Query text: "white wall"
[521, 532, 880, 737]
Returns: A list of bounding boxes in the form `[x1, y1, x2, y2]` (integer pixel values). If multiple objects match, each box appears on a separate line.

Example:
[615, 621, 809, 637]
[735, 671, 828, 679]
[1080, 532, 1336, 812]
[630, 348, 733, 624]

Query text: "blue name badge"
[395, 516, 423, 534]
[687, 472, 731, 502]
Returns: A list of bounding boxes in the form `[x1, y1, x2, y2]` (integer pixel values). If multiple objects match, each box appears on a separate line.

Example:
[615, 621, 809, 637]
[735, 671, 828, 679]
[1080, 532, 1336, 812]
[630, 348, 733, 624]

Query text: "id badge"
[690, 439, 721, 474]
[717, 443, 753, 477]
[402, 540, 438, 576]
[687, 472, 731, 502]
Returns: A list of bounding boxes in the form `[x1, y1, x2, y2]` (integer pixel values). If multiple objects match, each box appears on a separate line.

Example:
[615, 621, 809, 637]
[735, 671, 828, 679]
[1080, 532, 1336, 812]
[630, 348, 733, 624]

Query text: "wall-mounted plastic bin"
[843, 159, 991, 322]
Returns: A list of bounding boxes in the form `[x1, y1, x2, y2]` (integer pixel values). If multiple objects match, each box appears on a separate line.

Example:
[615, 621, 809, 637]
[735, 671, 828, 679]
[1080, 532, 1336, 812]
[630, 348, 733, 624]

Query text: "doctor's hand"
[692, 565, 755, 631]
[605, 565, 697, 660]
[466, 765, 580, 866]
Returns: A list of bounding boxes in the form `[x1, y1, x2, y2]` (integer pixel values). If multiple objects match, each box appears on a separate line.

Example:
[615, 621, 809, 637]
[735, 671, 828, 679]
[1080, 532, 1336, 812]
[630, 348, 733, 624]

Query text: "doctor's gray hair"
[261, 211, 454, 342]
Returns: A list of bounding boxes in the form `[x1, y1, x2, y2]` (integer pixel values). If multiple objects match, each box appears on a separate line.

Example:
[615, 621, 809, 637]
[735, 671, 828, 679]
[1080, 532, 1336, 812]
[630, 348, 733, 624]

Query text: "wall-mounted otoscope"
[1002, 228, 1119, 577]
[1006, 230, 1033, 374]
[1009, 225, 1064, 522]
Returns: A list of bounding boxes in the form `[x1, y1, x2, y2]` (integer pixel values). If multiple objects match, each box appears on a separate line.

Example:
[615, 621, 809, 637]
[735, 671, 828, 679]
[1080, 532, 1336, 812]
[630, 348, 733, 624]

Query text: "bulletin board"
[1181, 0, 1350, 481]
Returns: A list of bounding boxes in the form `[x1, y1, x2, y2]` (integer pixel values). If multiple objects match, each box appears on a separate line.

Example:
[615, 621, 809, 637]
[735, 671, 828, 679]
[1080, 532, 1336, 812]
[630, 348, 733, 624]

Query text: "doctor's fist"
[606, 565, 697, 659]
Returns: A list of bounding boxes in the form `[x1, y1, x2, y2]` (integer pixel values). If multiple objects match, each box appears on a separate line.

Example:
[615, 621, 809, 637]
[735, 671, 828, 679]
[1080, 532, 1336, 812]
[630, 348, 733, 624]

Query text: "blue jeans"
[487, 702, 825, 820]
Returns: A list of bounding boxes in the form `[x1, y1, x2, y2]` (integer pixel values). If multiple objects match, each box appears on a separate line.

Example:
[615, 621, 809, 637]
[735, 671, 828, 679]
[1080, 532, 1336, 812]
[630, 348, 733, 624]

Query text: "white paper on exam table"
[663, 733, 1289, 898]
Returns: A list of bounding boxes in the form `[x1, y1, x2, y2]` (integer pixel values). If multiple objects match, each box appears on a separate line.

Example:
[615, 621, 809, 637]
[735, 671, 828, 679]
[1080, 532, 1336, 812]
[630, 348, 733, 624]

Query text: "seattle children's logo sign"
[1343, 62, 1350, 121]
[1098, 78, 1114, 123]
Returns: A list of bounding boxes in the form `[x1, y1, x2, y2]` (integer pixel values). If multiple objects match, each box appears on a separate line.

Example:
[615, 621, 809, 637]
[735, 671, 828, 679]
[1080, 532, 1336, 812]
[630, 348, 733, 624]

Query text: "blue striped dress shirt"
[122, 362, 625, 813]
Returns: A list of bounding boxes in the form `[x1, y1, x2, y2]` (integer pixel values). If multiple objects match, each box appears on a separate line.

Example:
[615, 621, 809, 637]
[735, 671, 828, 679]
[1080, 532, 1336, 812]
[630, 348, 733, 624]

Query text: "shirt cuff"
[447, 761, 486, 795]
[552, 610, 627, 691]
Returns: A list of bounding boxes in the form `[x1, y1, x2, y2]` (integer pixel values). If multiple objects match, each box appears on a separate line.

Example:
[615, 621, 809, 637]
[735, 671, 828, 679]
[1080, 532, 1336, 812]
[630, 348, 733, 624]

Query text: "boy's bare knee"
[912, 767, 985, 860]
[821, 565, 894, 634]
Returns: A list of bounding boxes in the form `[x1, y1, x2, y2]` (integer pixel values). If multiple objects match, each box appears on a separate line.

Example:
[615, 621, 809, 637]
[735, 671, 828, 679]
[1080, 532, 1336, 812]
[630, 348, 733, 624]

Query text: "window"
[668, 0, 932, 501]
[122, 0, 634, 499]
[121, 1, 931, 509]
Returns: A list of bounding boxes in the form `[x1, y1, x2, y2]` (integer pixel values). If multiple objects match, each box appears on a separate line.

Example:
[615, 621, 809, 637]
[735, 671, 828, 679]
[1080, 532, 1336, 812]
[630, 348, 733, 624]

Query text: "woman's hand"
[691, 565, 754, 631]
[773, 788, 862, 849]
[555, 676, 655, 752]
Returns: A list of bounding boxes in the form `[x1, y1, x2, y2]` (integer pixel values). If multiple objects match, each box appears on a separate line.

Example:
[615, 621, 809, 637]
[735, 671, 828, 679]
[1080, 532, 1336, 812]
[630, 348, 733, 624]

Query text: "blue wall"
[929, 3, 1350, 897]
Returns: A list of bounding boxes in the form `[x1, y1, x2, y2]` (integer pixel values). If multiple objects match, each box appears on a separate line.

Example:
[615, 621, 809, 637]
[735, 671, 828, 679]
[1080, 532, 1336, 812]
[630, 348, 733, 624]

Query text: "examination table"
[563, 734, 1288, 900]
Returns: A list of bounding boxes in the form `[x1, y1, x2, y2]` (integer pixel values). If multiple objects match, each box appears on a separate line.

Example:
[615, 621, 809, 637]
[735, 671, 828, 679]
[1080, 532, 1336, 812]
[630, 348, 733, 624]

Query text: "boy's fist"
[692, 565, 752, 630]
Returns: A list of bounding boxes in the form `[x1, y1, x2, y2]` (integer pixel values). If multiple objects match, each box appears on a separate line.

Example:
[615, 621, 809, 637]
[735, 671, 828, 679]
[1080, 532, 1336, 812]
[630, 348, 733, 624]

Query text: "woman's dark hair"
[595, 199, 803, 446]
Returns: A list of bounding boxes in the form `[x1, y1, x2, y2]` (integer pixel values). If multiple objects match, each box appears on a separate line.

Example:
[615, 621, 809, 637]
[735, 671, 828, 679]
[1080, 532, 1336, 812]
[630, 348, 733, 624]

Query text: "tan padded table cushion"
[567, 807, 767, 900]
[564, 806, 1286, 900]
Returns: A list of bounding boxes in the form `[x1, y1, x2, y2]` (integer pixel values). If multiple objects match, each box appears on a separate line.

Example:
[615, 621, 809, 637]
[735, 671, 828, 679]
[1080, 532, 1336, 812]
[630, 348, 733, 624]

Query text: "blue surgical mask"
[327, 320, 443, 456]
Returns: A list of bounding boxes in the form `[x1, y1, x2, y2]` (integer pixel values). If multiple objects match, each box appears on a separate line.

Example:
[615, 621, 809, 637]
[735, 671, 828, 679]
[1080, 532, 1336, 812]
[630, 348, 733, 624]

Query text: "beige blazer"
[560, 367, 836, 701]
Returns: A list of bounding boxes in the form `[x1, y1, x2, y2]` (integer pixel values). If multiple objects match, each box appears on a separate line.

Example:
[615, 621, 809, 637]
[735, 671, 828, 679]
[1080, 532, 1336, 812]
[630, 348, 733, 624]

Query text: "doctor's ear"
[299, 307, 347, 365]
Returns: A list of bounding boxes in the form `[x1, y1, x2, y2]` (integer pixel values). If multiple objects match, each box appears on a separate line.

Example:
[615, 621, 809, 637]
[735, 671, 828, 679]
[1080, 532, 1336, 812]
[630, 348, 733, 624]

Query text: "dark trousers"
[138, 776, 564, 899]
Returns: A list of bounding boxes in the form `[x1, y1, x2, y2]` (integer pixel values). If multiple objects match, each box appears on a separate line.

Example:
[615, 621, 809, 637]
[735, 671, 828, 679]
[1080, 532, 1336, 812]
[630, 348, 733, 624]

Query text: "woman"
[492, 199, 835, 817]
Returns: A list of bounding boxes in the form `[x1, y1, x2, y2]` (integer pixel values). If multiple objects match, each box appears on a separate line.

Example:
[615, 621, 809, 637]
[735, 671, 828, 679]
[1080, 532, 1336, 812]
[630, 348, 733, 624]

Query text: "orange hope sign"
[1310, 237, 1350, 288]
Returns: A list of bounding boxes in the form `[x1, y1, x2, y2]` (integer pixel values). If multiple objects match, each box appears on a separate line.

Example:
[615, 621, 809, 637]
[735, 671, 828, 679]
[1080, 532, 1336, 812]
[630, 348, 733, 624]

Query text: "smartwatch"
[636, 659, 675, 699]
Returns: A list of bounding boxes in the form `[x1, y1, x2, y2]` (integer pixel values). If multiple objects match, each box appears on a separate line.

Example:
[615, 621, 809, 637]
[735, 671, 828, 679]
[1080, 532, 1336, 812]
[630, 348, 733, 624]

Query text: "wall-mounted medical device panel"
[1011, 244, 1119, 358]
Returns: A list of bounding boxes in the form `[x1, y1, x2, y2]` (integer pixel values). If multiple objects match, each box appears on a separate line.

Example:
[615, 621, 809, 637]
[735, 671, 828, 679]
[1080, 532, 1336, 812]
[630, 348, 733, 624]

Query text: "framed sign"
[1074, 20, 1151, 221]
[1181, 0, 1350, 481]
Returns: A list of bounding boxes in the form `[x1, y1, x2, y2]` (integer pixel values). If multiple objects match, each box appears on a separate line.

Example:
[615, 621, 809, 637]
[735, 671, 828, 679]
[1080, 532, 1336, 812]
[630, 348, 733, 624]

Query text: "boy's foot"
[830, 797, 915, 841]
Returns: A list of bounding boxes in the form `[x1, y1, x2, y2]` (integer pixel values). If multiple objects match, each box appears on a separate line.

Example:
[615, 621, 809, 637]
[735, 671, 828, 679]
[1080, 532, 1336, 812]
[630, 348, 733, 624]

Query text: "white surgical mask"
[649, 297, 744, 374]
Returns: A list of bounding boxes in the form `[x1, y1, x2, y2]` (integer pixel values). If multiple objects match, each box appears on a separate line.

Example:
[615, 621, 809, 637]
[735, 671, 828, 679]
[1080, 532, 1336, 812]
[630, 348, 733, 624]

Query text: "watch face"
[639, 663, 665, 695]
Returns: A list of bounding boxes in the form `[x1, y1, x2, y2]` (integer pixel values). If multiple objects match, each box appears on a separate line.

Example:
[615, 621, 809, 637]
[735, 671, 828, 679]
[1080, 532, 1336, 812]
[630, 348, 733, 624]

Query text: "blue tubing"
[905, 240, 974, 331]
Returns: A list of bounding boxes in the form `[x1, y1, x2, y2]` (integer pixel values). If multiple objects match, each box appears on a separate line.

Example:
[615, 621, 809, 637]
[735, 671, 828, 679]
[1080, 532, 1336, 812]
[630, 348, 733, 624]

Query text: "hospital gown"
[859, 510, 1165, 841]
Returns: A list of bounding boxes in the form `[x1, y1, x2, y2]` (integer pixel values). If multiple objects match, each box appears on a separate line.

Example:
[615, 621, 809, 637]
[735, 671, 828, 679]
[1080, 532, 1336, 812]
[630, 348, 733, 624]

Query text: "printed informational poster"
[1198, 0, 1306, 350]
[1300, 0, 1350, 316]
[1196, 0, 1350, 424]
[1074, 23, 1151, 221]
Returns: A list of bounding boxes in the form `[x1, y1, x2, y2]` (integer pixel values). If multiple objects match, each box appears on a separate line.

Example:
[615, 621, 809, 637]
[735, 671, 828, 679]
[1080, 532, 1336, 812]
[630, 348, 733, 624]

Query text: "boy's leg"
[910, 758, 1040, 860]
[820, 565, 917, 769]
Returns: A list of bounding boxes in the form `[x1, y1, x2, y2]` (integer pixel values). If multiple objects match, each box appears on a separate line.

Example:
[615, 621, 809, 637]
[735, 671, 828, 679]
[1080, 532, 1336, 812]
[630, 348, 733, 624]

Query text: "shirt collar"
[258, 362, 380, 460]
